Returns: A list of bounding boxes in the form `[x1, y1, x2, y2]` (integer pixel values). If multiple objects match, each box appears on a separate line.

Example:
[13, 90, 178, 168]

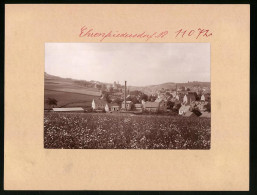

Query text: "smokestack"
[124, 81, 127, 111]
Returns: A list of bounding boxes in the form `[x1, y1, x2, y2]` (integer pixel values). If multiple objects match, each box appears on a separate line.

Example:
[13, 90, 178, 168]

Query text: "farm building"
[201, 94, 211, 102]
[134, 103, 143, 111]
[52, 107, 84, 112]
[122, 101, 133, 110]
[155, 99, 167, 111]
[144, 101, 160, 112]
[92, 99, 108, 111]
[105, 103, 120, 112]
[183, 92, 197, 105]
[179, 105, 191, 115]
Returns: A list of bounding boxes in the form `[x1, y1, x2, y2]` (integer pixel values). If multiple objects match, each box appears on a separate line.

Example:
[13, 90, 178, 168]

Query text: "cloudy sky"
[45, 43, 210, 86]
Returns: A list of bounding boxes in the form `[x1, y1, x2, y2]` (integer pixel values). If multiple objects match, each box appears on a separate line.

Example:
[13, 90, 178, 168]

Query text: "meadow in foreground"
[44, 112, 211, 149]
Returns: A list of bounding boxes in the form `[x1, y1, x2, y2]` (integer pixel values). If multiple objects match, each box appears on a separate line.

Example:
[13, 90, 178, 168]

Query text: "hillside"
[128, 82, 210, 95]
[44, 72, 210, 108]
[44, 72, 101, 109]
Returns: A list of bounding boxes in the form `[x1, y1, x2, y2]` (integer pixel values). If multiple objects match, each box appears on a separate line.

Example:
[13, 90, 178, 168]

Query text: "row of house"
[91, 90, 210, 113]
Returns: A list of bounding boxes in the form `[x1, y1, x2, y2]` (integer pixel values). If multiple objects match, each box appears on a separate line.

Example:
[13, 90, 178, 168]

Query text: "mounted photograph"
[44, 43, 211, 149]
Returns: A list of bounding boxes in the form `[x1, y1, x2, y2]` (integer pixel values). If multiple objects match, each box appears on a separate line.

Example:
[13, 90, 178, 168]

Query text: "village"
[52, 80, 211, 118]
[44, 43, 211, 149]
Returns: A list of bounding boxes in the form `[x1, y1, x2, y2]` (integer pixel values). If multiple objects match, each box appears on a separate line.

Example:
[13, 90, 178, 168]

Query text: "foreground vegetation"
[44, 112, 211, 149]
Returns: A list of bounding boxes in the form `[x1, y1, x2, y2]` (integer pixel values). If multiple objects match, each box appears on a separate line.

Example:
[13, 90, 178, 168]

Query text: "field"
[44, 90, 98, 109]
[44, 73, 101, 109]
[44, 112, 211, 149]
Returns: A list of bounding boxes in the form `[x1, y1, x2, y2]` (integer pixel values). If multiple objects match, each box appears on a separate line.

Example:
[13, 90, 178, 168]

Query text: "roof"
[52, 107, 84, 112]
[122, 101, 132, 104]
[93, 99, 107, 104]
[179, 105, 190, 112]
[155, 98, 164, 103]
[144, 101, 159, 108]
[183, 111, 197, 117]
[135, 104, 142, 108]
[107, 103, 120, 107]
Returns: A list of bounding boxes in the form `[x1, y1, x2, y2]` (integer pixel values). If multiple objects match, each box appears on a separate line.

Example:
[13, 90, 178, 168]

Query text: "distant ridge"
[44, 72, 210, 89]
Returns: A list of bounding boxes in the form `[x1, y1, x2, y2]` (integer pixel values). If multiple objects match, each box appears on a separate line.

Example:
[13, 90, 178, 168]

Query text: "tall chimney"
[124, 81, 127, 111]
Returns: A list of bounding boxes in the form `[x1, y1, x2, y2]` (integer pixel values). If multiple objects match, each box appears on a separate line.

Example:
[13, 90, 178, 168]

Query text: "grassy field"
[44, 73, 101, 109]
[44, 112, 211, 149]
[44, 90, 98, 109]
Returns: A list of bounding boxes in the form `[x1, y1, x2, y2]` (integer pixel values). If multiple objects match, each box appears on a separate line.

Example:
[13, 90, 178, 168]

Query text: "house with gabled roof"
[144, 101, 160, 112]
[105, 103, 120, 112]
[201, 93, 211, 102]
[134, 103, 143, 111]
[92, 99, 108, 111]
[155, 98, 167, 112]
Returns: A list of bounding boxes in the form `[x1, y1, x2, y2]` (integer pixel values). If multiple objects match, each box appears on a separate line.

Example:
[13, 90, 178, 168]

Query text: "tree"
[139, 93, 148, 102]
[148, 95, 157, 102]
[103, 93, 111, 103]
[109, 86, 113, 93]
[165, 92, 171, 96]
[131, 96, 139, 104]
[112, 98, 123, 106]
[101, 84, 107, 91]
[96, 84, 102, 90]
[173, 102, 181, 113]
[166, 101, 175, 109]
[46, 98, 58, 109]
[192, 107, 202, 116]
[204, 102, 211, 112]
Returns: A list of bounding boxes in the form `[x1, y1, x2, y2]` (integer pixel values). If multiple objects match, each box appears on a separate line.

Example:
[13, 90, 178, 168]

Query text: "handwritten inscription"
[79, 26, 168, 42]
[79, 26, 212, 41]
[175, 28, 213, 39]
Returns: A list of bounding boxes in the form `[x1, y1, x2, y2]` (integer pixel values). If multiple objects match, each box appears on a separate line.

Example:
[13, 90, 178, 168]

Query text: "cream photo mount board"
[5, 4, 249, 190]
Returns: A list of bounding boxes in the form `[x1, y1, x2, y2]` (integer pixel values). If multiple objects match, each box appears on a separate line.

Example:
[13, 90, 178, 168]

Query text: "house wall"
[159, 101, 167, 111]
[201, 95, 205, 101]
[92, 101, 96, 109]
[183, 95, 188, 104]
[111, 106, 120, 111]
[122, 103, 132, 110]
[105, 104, 109, 112]
[95, 104, 105, 110]
[145, 107, 158, 112]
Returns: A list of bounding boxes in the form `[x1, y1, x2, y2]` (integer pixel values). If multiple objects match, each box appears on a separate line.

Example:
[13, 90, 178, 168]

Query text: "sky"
[45, 43, 210, 86]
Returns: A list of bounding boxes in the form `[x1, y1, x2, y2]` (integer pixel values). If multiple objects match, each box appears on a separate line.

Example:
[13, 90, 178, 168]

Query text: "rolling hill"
[44, 73, 101, 109]
[44, 72, 210, 109]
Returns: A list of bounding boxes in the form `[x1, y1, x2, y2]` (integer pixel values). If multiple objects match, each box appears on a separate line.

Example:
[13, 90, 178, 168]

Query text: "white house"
[92, 99, 108, 110]
[201, 94, 206, 101]
[105, 103, 120, 112]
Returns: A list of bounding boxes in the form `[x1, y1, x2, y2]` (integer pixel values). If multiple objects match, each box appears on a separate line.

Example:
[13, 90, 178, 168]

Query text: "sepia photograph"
[44, 43, 211, 149]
